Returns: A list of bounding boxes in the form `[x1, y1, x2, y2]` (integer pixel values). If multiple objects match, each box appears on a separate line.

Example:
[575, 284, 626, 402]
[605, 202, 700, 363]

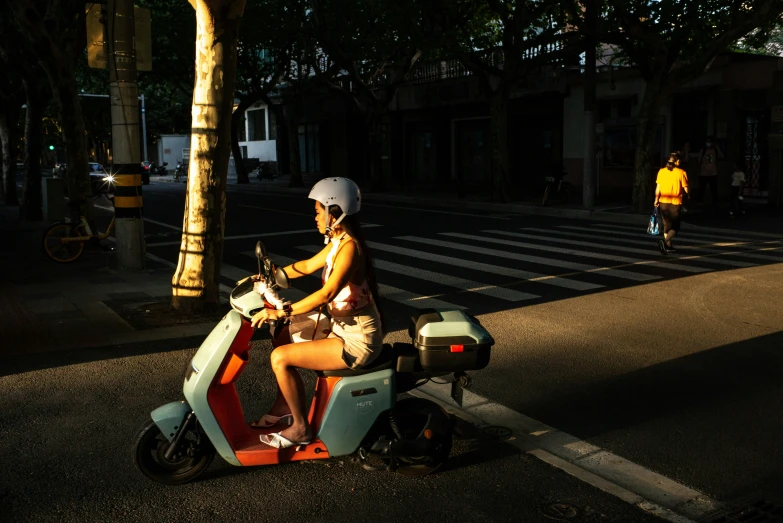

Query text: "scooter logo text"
[356, 400, 374, 415]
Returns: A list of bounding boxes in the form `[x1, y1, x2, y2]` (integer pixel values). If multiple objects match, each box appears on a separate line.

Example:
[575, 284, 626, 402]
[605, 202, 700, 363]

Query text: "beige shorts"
[286, 305, 384, 369]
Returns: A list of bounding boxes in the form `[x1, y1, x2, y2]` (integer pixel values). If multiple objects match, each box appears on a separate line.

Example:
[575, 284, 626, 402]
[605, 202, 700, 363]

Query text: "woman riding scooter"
[250, 177, 384, 449]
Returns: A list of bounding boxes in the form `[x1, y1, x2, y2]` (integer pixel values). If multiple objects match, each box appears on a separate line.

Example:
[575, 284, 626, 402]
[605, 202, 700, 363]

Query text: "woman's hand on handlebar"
[250, 308, 285, 329]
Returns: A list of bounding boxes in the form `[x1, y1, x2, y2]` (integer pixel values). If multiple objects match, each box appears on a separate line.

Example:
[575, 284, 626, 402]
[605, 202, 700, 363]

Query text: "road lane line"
[246, 252, 465, 310]
[296, 245, 540, 302]
[595, 221, 783, 240]
[145, 227, 382, 247]
[484, 230, 753, 270]
[585, 223, 782, 243]
[366, 241, 602, 291]
[413, 381, 722, 522]
[398, 236, 660, 282]
[461, 231, 718, 273]
[557, 226, 783, 262]
[362, 202, 513, 220]
[520, 227, 776, 266]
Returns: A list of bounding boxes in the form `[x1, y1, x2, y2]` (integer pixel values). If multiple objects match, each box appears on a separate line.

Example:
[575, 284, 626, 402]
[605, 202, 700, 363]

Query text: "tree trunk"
[172, 0, 246, 313]
[285, 102, 303, 187]
[0, 103, 20, 206]
[489, 89, 511, 202]
[56, 74, 92, 223]
[231, 96, 254, 184]
[22, 78, 44, 221]
[8, 1, 93, 223]
[631, 82, 667, 212]
[366, 109, 384, 191]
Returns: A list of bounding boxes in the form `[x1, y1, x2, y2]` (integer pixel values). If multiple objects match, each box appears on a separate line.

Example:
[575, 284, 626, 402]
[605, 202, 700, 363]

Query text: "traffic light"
[48, 145, 54, 151]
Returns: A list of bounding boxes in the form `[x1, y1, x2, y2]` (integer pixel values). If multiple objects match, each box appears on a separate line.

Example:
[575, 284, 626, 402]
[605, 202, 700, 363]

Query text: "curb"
[411, 381, 720, 523]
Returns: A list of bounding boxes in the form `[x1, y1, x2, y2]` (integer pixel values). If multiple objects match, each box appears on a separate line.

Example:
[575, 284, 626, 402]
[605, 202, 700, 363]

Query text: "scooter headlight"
[102, 174, 115, 185]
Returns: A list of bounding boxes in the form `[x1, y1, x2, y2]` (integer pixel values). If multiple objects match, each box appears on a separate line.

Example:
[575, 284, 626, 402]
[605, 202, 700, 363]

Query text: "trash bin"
[42, 177, 65, 223]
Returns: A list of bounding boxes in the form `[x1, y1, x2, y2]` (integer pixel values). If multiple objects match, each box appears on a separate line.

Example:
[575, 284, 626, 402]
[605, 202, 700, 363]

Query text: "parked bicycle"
[541, 169, 573, 206]
[43, 194, 118, 262]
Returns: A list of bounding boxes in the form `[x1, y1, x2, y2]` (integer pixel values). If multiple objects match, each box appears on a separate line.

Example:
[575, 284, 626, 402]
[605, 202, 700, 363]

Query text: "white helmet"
[308, 177, 361, 216]
[309, 177, 361, 242]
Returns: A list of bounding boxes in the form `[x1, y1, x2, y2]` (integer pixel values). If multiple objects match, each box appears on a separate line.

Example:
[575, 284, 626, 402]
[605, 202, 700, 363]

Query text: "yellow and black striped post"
[108, 0, 145, 270]
[112, 165, 144, 218]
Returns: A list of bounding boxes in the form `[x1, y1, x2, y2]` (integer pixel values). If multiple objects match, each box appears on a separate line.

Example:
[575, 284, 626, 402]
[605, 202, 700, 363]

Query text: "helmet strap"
[324, 208, 347, 244]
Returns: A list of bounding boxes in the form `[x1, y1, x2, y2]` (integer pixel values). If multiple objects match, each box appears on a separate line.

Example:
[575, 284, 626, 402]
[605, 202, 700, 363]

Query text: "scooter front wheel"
[133, 419, 215, 485]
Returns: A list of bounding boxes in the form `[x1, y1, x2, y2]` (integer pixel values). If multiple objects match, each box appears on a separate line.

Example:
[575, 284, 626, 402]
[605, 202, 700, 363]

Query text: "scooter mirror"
[255, 241, 267, 259]
[274, 266, 290, 289]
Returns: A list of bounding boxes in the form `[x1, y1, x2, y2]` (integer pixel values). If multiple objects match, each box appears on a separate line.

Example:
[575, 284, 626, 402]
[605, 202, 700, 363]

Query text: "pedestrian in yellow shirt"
[654, 153, 689, 255]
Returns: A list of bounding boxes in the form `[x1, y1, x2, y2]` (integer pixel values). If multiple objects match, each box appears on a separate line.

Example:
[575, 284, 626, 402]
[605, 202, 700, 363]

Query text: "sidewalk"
[0, 205, 217, 358]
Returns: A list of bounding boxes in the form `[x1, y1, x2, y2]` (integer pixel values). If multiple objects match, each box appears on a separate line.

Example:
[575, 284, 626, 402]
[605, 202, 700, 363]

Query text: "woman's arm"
[280, 244, 331, 280]
[285, 241, 359, 316]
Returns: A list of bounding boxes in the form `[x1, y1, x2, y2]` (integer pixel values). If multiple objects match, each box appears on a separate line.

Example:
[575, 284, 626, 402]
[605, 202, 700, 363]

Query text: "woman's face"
[315, 202, 330, 234]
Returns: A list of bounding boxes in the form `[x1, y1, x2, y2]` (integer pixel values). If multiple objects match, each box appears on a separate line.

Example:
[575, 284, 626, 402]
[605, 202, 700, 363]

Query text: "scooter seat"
[317, 344, 396, 377]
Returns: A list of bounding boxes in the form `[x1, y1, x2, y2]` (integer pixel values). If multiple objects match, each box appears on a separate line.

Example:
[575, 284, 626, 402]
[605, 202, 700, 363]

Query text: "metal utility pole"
[140, 94, 148, 162]
[107, 0, 145, 270]
[582, 0, 597, 209]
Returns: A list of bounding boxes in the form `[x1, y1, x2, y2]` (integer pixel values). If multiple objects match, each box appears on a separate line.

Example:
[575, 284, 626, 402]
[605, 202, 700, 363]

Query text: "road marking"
[363, 202, 513, 220]
[461, 231, 717, 273]
[296, 245, 539, 302]
[485, 230, 753, 270]
[398, 236, 660, 282]
[587, 222, 782, 244]
[520, 227, 779, 265]
[145, 227, 370, 247]
[367, 241, 602, 291]
[412, 381, 721, 522]
[557, 226, 783, 262]
[257, 252, 465, 310]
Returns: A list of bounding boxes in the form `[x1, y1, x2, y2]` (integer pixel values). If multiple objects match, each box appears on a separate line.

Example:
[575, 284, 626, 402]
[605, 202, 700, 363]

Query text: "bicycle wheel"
[43, 223, 86, 262]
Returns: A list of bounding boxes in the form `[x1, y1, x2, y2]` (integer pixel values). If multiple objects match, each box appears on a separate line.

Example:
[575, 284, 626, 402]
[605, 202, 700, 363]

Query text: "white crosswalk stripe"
[557, 225, 783, 263]
[228, 221, 779, 313]
[582, 223, 783, 244]
[366, 241, 602, 291]
[454, 232, 715, 273]
[398, 236, 660, 282]
[253, 252, 466, 310]
[491, 229, 754, 269]
[296, 245, 539, 302]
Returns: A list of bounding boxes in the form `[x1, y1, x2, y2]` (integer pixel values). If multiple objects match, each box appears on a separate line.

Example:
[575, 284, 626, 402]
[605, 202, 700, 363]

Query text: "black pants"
[658, 203, 681, 234]
[700, 176, 718, 206]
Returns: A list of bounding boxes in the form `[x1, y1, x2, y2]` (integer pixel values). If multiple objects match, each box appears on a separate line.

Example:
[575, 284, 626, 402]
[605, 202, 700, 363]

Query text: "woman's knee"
[270, 348, 289, 372]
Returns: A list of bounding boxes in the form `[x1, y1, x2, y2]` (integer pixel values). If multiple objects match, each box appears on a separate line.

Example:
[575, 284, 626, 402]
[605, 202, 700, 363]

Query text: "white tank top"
[322, 234, 374, 313]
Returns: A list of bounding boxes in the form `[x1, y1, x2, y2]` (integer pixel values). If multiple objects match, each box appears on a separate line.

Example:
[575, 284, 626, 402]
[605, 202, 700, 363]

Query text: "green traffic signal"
[48, 145, 54, 150]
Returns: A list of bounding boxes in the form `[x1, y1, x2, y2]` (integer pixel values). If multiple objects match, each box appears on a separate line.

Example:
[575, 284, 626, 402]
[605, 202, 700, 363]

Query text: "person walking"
[697, 136, 723, 210]
[729, 161, 746, 217]
[654, 153, 689, 255]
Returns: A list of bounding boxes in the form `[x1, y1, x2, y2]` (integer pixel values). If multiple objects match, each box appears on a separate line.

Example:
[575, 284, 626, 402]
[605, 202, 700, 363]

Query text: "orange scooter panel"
[234, 376, 341, 466]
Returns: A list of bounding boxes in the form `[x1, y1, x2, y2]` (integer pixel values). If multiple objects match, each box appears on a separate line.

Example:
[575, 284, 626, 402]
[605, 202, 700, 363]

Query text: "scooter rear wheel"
[133, 419, 215, 485]
[388, 398, 453, 476]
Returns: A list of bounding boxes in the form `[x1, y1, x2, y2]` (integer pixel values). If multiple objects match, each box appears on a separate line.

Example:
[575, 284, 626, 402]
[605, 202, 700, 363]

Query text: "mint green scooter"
[133, 241, 494, 485]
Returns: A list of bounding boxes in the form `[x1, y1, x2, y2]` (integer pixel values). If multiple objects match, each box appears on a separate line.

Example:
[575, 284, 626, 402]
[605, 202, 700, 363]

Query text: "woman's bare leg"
[268, 337, 347, 443]
[266, 325, 292, 417]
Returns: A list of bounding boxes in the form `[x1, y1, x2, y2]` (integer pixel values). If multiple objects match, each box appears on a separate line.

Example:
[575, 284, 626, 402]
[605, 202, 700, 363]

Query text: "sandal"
[260, 430, 311, 449]
[250, 413, 293, 429]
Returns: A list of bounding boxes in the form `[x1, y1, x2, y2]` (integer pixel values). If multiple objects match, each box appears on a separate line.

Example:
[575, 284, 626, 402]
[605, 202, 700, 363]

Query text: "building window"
[248, 108, 267, 141]
[240, 146, 247, 158]
[298, 123, 320, 173]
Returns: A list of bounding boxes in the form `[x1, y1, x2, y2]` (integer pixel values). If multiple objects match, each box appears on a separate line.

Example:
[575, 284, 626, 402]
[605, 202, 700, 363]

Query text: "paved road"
[0, 339, 661, 523]
[138, 181, 783, 504]
[6, 179, 782, 520]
